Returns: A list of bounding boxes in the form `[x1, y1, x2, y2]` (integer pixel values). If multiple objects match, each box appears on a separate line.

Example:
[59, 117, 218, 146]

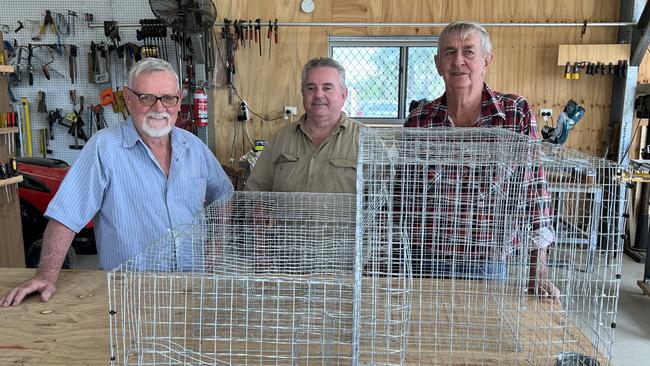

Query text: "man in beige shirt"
[245, 57, 361, 193]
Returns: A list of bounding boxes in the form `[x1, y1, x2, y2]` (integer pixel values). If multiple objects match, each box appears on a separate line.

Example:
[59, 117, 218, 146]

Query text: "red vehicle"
[17, 157, 95, 268]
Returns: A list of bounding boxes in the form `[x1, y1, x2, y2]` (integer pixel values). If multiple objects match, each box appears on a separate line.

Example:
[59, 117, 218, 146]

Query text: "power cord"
[214, 33, 285, 122]
[618, 117, 641, 164]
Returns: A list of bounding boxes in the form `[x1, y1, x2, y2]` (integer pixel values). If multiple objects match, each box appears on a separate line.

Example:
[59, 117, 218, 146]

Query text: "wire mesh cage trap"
[108, 191, 411, 365]
[528, 141, 624, 366]
[108, 127, 624, 366]
[357, 127, 624, 366]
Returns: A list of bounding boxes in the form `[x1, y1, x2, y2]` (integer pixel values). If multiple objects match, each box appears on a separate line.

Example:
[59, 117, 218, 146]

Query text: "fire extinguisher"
[193, 85, 208, 127]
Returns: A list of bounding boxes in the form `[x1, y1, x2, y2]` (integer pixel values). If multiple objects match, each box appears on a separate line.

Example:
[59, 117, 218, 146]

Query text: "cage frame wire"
[355, 127, 624, 365]
[108, 127, 624, 366]
[108, 191, 412, 365]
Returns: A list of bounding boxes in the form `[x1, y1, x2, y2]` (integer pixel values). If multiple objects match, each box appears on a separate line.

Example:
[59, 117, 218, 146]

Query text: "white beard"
[139, 112, 173, 138]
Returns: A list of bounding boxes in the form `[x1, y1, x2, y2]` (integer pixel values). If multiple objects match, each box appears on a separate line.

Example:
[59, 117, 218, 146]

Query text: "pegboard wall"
[1, 0, 180, 163]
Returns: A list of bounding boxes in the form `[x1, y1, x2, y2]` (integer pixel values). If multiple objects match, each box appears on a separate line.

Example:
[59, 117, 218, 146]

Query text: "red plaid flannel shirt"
[400, 84, 554, 257]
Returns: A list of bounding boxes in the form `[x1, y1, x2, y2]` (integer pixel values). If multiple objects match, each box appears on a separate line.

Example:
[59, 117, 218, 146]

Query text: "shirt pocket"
[185, 177, 208, 208]
[329, 158, 357, 192]
[275, 153, 299, 164]
[273, 153, 299, 191]
[329, 158, 356, 169]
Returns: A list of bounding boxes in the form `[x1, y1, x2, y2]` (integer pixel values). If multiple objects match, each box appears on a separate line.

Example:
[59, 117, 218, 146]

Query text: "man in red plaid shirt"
[404, 20, 559, 301]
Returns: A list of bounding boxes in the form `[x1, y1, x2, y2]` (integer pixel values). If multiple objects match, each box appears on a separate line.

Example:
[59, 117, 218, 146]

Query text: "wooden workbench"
[0, 268, 110, 365]
[0, 269, 606, 365]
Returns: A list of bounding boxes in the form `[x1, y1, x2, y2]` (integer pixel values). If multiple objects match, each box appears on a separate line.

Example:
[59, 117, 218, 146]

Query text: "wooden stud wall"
[0, 33, 25, 268]
[211, 0, 624, 165]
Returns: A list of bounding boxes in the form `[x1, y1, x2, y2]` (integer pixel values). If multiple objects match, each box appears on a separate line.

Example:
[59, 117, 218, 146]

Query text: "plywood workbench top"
[0, 268, 110, 365]
[0, 268, 605, 365]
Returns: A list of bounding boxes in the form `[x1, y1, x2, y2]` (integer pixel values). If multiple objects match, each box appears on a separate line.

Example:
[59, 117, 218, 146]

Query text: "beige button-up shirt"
[245, 112, 360, 193]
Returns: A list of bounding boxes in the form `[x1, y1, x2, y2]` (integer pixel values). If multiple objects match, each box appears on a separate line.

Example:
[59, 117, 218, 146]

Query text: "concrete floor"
[76, 253, 650, 365]
[612, 255, 650, 366]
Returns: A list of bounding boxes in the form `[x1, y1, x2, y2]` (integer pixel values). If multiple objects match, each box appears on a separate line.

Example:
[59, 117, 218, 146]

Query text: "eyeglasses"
[128, 89, 180, 107]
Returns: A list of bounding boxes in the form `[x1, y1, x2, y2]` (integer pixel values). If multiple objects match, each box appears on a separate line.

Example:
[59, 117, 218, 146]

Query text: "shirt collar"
[430, 83, 506, 126]
[479, 83, 506, 122]
[296, 111, 349, 134]
[122, 117, 141, 148]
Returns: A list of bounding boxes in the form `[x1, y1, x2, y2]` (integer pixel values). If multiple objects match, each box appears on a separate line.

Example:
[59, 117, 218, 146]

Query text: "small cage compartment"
[108, 192, 412, 365]
[357, 127, 623, 365]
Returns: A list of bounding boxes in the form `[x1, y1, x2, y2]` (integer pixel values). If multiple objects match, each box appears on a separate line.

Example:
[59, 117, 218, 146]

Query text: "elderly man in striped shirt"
[1, 58, 233, 306]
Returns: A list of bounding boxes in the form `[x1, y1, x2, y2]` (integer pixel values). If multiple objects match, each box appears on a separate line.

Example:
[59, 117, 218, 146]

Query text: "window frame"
[329, 36, 440, 125]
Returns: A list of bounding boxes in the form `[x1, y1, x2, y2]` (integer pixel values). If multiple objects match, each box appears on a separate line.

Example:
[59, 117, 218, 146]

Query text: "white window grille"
[329, 36, 445, 124]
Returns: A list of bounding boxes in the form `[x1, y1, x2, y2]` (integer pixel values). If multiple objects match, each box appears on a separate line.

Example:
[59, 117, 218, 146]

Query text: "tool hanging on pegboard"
[6, 1, 186, 164]
[20, 96, 33, 157]
[104, 20, 121, 48]
[9, 43, 68, 85]
[137, 19, 167, 60]
[37, 90, 47, 113]
[34, 10, 56, 41]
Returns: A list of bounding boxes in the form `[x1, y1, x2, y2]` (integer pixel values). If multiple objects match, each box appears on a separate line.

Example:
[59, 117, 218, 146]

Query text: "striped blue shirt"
[45, 118, 233, 269]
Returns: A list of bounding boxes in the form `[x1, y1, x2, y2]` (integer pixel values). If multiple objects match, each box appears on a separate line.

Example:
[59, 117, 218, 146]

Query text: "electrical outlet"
[539, 108, 553, 118]
[284, 106, 298, 116]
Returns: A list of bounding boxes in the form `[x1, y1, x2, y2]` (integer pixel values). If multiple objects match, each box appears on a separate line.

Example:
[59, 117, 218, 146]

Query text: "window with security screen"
[330, 36, 446, 123]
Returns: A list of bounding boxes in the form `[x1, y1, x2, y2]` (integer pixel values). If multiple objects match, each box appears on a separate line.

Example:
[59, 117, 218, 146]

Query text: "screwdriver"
[255, 19, 261, 56]
[268, 20, 272, 59]
[274, 19, 278, 44]
[248, 19, 252, 48]
[69, 45, 78, 84]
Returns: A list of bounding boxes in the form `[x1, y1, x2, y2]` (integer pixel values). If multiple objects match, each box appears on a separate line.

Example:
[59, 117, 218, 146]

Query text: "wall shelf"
[0, 175, 22, 188]
[0, 127, 18, 135]
[0, 65, 14, 74]
[557, 44, 630, 65]
[0, 65, 14, 73]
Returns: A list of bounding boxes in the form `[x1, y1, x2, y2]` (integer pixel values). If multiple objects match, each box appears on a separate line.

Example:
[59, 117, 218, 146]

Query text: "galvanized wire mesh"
[358, 127, 538, 365]
[527, 143, 624, 366]
[108, 127, 623, 366]
[108, 191, 411, 365]
[357, 127, 623, 365]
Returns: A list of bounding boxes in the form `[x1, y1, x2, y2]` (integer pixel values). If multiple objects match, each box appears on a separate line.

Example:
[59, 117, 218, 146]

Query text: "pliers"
[39, 10, 56, 35]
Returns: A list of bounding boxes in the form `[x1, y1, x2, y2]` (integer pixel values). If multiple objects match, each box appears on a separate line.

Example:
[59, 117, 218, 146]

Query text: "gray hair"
[126, 58, 179, 89]
[301, 57, 347, 90]
[438, 21, 492, 56]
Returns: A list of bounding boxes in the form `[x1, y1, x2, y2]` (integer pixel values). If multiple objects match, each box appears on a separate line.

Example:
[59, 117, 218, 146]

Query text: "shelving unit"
[0, 127, 19, 135]
[0, 176, 23, 188]
[557, 44, 630, 65]
[0, 32, 25, 268]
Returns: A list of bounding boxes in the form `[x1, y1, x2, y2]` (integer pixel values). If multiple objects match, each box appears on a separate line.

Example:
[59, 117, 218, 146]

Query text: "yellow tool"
[40, 128, 48, 158]
[571, 62, 580, 80]
[21, 97, 33, 157]
[38, 10, 56, 36]
[113, 89, 128, 119]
